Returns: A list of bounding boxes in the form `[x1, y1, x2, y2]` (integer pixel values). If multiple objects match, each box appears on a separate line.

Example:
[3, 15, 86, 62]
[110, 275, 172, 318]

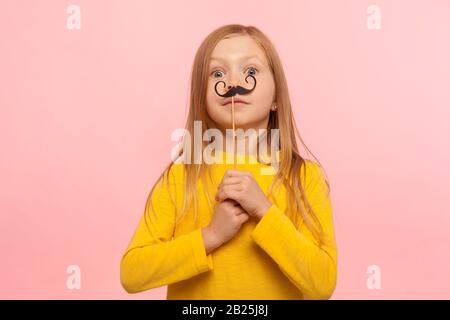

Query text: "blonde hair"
[146, 24, 330, 246]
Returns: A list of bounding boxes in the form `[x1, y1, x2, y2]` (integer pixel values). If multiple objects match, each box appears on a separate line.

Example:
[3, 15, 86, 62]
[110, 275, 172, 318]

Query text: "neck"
[222, 128, 269, 157]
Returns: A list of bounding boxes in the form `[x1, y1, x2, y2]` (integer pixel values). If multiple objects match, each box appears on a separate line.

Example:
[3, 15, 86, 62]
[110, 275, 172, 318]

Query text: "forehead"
[209, 35, 268, 65]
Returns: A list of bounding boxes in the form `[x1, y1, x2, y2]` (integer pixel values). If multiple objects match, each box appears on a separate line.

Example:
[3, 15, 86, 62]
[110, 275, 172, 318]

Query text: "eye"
[246, 67, 258, 77]
[211, 70, 224, 78]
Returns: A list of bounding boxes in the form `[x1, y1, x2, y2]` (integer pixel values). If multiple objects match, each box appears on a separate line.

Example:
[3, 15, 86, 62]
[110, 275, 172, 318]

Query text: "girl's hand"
[215, 170, 273, 220]
[202, 199, 250, 254]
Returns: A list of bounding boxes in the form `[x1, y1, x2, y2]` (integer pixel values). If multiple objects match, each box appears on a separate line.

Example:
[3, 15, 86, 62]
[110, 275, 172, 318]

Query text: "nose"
[227, 72, 241, 89]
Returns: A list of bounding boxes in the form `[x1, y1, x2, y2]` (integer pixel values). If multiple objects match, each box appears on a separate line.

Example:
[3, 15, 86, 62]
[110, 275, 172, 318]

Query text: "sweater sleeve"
[250, 161, 338, 300]
[120, 167, 213, 294]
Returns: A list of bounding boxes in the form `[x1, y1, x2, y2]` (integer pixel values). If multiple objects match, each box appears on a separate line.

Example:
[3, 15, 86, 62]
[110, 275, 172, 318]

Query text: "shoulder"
[148, 163, 186, 207]
[164, 162, 185, 184]
[300, 159, 322, 183]
[300, 159, 330, 196]
[151, 162, 185, 194]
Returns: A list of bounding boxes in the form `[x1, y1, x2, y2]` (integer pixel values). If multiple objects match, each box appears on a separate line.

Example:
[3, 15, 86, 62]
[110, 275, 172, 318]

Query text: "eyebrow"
[210, 55, 264, 64]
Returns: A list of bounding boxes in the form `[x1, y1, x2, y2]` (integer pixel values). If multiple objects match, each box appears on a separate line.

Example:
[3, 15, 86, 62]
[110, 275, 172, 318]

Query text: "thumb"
[237, 212, 250, 224]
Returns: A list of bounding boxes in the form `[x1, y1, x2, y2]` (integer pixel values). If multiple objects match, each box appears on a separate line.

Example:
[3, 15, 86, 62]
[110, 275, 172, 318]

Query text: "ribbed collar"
[209, 149, 281, 165]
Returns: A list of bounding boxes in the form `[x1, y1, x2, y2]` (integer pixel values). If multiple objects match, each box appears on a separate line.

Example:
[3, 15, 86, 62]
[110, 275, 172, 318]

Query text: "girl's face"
[206, 35, 276, 132]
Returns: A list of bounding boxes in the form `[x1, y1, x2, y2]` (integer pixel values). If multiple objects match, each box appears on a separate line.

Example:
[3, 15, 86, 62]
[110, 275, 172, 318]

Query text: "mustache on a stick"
[213, 74, 257, 171]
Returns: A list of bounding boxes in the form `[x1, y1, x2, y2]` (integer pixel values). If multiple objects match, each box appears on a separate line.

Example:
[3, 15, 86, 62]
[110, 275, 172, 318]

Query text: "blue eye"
[212, 70, 224, 78]
[246, 67, 258, 76]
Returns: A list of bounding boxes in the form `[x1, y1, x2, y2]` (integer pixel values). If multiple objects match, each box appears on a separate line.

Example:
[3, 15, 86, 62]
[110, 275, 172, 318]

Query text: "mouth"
[222, 99, 249, 106]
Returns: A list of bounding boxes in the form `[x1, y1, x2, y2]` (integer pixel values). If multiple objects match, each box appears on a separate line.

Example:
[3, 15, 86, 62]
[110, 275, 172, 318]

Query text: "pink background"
[1, 0, 449, 299]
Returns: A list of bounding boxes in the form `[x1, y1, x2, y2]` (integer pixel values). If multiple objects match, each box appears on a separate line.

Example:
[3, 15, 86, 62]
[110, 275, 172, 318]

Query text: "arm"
[120, 167, 214, 294]
[250, 162, 338, 300]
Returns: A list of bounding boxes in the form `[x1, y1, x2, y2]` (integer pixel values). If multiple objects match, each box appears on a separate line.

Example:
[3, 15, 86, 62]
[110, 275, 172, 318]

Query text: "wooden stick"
[231, 96, 236, 170]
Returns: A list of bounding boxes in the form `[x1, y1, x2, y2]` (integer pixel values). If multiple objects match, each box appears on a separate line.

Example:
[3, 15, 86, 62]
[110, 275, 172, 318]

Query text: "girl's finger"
[221, 199, 238, 207]
[237, 213, 250, 224]
[233, 207, 246, 215]
[219, 176, 242, 187]
[224, 169, 252, 178]
[223, 199, 239, 206]
[217, 182, 242, 193]
[215, 186, 242, 202]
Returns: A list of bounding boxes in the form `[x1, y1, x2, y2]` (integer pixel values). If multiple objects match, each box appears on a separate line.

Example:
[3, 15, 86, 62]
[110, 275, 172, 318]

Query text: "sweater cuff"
[191, 228, 214, 273]
[251, 204, 286, 245]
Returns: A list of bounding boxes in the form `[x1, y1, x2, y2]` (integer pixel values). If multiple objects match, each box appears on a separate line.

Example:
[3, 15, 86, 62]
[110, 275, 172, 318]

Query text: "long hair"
[147, 24, 330, 246]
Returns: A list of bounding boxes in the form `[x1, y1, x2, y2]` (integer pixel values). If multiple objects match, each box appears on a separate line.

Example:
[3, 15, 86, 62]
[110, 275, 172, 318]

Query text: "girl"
[120, 24, 337, 300]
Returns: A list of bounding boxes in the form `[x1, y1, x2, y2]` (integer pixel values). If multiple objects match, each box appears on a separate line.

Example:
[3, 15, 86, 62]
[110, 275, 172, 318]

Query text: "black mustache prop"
[214, 74, 257, 98]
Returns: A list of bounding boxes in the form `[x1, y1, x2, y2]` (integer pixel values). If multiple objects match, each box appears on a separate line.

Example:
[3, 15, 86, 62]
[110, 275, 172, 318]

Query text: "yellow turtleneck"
[120, 151, 337, 299]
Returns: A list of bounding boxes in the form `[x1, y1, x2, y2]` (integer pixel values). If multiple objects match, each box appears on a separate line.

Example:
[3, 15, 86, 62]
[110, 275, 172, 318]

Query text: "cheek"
[206, 80, 221, 106]
[206, 87, 218, 116]
[253, 76, 275, 110]
[205, 91, 224, 123]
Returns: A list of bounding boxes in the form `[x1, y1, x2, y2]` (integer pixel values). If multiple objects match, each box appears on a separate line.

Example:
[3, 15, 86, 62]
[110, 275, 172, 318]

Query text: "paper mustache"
[214, 74, 257, 98]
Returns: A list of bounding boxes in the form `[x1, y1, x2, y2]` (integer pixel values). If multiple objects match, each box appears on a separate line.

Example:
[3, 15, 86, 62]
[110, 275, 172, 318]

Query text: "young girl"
[120, 24, 337, 300]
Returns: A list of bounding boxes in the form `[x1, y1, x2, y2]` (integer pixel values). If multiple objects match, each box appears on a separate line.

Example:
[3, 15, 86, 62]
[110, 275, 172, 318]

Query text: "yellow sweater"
[120, 151, 338, 300]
